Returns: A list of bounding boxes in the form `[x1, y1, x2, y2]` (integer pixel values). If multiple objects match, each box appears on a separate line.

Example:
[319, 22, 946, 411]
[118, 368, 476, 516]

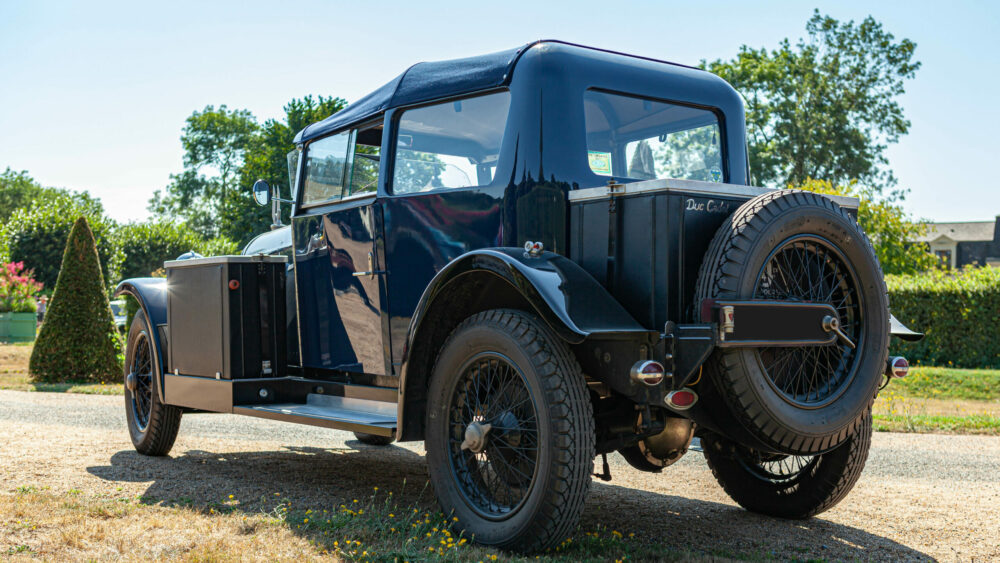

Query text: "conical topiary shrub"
[29, 217, 122, 383]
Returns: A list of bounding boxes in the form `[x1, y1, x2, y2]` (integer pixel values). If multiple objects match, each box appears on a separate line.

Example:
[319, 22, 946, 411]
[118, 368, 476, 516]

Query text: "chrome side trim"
[164, 254, 288, 268]
[567, 178, 860, 209]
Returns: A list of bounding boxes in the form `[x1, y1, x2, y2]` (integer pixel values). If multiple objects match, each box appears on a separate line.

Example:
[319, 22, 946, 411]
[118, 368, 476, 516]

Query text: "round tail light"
[630, 360, 666, 386]
[665, 389, 698, 410]
[888, 356, 909, 378]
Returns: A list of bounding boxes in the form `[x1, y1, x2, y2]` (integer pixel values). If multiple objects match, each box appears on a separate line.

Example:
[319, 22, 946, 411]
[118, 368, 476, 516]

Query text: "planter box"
[0, 312, 36, 343]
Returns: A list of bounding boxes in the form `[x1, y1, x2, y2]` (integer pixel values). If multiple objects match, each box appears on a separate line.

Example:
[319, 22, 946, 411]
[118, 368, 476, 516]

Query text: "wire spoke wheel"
[753, 235, 864, 408]
[129, 331, 154, 432]
[447, 352, 539, 520]
[737, 449, 818, 484]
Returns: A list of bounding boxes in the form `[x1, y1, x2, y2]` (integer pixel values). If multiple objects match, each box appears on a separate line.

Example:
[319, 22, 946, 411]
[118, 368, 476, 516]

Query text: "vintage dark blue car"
[115, 40, 920, 551]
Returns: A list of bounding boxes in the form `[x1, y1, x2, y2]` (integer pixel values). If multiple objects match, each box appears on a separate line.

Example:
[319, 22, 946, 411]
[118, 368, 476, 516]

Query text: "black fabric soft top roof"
[293, 44, 528, 144]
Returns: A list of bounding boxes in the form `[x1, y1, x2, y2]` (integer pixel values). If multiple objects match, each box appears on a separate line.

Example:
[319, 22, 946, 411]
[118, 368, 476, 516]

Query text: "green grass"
[874, 413, 1000, 434]
[889, 366, 1000, 401]
[0, 373, 122, 395]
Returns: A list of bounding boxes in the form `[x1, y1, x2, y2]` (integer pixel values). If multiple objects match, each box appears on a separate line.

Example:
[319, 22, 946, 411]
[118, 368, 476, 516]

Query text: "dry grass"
[1, 487, 324, 561]
[0, 343, 119, 395]
[873, 387, 1000, 434]
[0, 485, 710, 562]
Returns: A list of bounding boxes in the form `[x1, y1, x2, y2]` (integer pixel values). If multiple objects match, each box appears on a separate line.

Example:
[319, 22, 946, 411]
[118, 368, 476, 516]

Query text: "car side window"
[348, 124, 382, 196]
[301, 130, 352, 206]
[391, 91, 511, 195]
[584, 90, 724, 183]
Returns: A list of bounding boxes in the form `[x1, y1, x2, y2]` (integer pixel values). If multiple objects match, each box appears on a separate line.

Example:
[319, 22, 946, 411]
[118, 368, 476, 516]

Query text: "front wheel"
[425, 309, 595, 552]
[702, 411, 872, 519]
[124, 310, 182, 456]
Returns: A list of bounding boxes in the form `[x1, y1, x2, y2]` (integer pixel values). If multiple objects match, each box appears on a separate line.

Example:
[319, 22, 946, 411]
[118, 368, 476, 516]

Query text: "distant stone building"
[912, 216, 1000, 268]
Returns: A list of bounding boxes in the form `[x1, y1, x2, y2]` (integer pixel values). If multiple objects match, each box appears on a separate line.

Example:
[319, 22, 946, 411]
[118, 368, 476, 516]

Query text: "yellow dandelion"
[228, 494, 234, 499]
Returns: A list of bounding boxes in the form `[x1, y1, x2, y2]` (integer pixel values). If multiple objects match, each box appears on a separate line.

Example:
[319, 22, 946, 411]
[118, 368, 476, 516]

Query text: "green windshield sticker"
[588, 151, 612, 176]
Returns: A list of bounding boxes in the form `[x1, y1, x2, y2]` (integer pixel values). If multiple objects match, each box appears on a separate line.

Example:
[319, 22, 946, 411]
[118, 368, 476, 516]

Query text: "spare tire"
[694, 190, 888, 455]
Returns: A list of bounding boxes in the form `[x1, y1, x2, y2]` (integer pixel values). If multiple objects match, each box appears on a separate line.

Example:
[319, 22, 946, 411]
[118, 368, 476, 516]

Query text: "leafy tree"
[148, 170, 220, 239]
[705, 11, 920, 190]
[150, 105, 259, 237]
[152, 96, 347, 245]
[226, 95, 346, 244]
[0, 167, 103, 222]
[1, 195, 120, 290]
[30, 217, 122, 383]
[794, 179, 934, 275]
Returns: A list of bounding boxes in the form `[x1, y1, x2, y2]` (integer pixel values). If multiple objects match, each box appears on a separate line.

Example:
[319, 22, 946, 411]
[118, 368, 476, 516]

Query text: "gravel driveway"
[1, 389, 997, 561]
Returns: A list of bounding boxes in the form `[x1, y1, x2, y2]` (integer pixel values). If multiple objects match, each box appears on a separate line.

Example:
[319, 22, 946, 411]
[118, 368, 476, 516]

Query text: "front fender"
[409, 248, 649, 346]
[114, 278, 168, 400]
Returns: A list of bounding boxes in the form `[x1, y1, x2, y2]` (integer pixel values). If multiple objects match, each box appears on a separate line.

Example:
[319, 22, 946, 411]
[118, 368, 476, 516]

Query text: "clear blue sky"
[1, 0, 997, 223]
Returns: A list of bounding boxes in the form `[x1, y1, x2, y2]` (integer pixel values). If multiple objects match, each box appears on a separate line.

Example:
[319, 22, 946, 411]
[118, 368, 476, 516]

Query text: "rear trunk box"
[569, 180, 755, 330]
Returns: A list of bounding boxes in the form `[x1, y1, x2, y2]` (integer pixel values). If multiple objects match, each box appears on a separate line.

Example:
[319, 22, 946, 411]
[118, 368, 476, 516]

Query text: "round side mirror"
[252, 179, 271, 206]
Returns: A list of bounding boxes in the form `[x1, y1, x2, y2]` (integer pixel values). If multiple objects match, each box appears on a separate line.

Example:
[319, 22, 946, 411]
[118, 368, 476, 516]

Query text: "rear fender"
[890, 314, 923, 342]
[396, 248, 652, 441]
[113, 278, 168, 401]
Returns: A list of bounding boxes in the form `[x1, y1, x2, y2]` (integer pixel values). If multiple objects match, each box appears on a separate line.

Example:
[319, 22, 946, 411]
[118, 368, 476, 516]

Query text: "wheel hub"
[460, 421, 492, 453]
[125, 372, 137, 392]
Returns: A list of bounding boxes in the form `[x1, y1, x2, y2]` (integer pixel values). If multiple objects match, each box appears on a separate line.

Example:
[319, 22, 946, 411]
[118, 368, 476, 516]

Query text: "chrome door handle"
[352, 251, 385, 278]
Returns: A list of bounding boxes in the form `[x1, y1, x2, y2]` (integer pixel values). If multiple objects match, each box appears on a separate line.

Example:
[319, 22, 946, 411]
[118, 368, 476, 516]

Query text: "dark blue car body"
[121, 40, 898, 446]
[240, 40, 767, 438]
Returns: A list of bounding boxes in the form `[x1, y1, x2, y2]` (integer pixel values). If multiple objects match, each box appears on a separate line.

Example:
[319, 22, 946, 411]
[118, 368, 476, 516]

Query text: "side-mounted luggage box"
[164, 255, 288, 410]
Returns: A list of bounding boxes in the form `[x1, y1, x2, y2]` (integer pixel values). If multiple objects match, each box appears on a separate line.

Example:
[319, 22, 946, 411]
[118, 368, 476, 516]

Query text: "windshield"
[287, 149, 300, 198]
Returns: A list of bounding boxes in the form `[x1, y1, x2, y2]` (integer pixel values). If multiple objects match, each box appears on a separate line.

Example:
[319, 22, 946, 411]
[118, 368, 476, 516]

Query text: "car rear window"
[584, 90, 724, 183]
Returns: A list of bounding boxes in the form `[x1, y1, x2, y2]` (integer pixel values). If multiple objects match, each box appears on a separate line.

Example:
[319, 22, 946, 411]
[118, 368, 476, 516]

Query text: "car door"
[292, 123, 391, 379]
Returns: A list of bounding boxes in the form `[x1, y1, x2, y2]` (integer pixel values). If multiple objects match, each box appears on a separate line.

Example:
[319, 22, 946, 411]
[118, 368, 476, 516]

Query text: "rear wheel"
[702, 411, 872, 518]
[425, 309, 594, 552]
[124, 311, 181, 456]
[695, 190, 889, 455]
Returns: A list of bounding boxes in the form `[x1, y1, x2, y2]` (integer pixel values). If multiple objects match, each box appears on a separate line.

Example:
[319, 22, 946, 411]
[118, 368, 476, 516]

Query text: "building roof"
[292, 40, 703, 144]
[914, 220, 997, 243]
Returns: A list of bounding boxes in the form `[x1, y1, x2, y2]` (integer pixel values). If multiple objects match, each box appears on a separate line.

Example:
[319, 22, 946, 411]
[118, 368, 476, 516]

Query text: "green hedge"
[117, 221, 237, 279]
[887, 267, 1000, 369]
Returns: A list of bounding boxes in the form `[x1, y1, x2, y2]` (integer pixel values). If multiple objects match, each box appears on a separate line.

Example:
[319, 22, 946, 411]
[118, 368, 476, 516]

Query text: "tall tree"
[705, 10, 920, 190]
[149, 105, 259, 237]
[152, 96, 346, 245]
[795, 179, 934, 275]
[224, 95, 347, 243]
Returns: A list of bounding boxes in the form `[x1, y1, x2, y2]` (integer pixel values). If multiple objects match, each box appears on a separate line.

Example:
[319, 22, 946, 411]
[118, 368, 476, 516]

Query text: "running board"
[234, 394, 397, 437]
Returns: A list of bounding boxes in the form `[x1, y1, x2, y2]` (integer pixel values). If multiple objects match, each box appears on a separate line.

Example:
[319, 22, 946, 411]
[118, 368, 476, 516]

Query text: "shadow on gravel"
[581, 481, 930, 561]
[88, 445, 928, 561]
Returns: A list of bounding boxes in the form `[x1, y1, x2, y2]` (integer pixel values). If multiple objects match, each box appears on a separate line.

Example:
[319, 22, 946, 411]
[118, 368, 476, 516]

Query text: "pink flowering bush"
[0, 262, 43, 313]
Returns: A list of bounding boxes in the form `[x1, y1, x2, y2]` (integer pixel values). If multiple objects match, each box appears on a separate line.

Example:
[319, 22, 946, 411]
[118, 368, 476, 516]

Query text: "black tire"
[425, 309, 594, 552]
[124, 311, 181, 456]
[702, 410, 872, 518]
[353, 432, 393, 446]
[694, 190, 889, 455]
